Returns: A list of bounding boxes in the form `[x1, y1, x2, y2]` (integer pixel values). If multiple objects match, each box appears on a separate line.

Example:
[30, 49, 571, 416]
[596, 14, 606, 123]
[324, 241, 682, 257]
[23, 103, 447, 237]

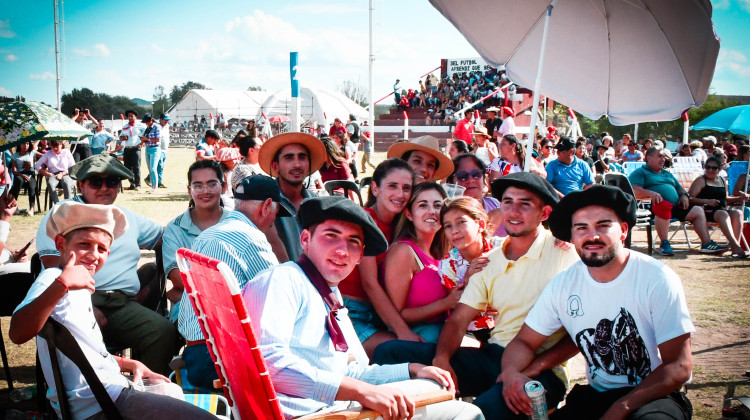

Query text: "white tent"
[258, 86, 368, 128]
[168, 89, 270, 123]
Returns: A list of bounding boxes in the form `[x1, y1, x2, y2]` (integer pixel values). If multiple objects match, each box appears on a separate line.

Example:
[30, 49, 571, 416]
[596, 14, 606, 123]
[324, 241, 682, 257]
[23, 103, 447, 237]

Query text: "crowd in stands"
[2, 99, 747, 420]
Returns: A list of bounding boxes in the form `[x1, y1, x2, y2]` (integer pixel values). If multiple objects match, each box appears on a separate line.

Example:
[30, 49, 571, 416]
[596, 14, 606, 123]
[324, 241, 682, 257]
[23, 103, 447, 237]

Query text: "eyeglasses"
[455, 169, 484, 182]
[189, 180, 222, 193]
[705, 165, 720, 171]
[87, 176, 120, 189]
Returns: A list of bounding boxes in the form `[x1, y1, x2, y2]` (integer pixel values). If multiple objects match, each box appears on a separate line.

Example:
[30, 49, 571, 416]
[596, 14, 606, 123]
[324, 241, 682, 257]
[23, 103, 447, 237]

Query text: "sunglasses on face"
[87, 176, 120, 189]
[705, 165, 720, 170]
[455, 169, 484, 182]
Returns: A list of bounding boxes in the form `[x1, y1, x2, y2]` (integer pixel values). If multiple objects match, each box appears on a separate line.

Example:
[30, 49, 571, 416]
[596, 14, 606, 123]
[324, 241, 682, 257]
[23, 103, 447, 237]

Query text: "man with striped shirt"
[177, 174, 290, 389]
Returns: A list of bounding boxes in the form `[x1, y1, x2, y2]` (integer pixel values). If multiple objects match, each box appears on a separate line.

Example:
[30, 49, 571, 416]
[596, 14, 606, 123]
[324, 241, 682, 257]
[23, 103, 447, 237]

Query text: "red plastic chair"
[176, 248, 452, 420]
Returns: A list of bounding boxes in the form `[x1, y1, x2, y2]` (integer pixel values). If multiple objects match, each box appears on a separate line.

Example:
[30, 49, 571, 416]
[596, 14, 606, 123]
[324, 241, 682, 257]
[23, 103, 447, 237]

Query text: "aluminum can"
[524, 380, 548, 420]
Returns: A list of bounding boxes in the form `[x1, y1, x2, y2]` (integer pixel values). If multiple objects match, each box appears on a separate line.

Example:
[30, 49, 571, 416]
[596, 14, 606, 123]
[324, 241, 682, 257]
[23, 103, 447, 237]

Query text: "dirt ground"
[1, 148, 749, 418]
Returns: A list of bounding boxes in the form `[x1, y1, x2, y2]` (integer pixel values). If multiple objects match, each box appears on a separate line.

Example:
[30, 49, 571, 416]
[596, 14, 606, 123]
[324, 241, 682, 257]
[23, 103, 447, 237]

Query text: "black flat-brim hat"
[548, 185, 636, 242]
[298, 196, 388, 256]
[124, 109, 138, 117]
[70, 153, 134, 181]
[490, 172, 559, 207]
[233, 174, 292, 217]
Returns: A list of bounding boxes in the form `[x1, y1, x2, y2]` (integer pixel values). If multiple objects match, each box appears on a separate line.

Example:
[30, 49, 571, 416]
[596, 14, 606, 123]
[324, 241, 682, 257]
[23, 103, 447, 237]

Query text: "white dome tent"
[258, 86, 368, 132]
[168, 89, 270, 124]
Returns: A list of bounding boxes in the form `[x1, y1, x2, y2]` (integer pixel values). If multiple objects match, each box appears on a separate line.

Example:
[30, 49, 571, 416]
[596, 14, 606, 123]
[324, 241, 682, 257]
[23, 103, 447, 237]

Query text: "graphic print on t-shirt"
[575, 307, 651, 385]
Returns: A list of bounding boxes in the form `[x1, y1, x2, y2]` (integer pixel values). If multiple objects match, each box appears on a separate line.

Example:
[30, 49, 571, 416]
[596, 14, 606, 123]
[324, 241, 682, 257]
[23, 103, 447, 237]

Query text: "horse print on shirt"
[575, 307, 651, 385]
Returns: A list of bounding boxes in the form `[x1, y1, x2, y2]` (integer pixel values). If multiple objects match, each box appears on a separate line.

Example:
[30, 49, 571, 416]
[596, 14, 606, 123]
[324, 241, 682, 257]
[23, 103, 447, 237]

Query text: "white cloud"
[73, 43, 111, 58]
[719, 49, 748, 63]
[4, 54, 18, 62]
[0, 20, 15, 38]
[282, 3, 365, 15]
[717, 49, 750, 78]
[29, 72, 55, 80]
[738, 0, 750, 12]
[712, 0, 730, 9]
[0, 87, 11, 96]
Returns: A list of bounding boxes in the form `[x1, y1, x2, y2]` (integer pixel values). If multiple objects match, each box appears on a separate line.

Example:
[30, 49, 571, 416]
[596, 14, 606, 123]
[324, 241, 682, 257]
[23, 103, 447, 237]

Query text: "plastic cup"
[442, 183, 466, 197]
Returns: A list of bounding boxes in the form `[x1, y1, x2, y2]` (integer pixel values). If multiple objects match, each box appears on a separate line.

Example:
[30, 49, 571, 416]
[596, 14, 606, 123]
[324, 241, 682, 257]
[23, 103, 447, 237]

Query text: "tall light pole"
[53, 0, 65, 110]
[368, 0, 375, 142]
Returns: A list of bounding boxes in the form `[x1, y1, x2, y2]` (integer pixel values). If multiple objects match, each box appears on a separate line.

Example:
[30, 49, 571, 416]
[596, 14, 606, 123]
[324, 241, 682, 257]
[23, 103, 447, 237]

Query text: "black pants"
[9, 172, 37, 210]
[550, 384, 692, 420]
[71, 143, 92, 163]
[123, 147, 141, 187]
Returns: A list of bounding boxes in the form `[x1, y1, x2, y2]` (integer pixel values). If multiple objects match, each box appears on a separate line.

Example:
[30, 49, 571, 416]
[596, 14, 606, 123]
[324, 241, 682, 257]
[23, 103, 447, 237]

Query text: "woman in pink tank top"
[384, 182, 460, 343]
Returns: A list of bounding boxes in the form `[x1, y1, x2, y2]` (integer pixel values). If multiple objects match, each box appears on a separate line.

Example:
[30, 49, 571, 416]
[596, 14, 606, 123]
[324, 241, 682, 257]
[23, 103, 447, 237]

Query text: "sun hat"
[258, 132, 326, 176]
[387, 135, 454, 180]
[297, 196, 388, 256]
[215, 147, 241, 163]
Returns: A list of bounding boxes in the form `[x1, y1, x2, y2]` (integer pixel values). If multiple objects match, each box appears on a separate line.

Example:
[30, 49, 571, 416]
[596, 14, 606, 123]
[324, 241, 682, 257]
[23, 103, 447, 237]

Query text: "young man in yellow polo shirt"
[373, 172, 580, 420]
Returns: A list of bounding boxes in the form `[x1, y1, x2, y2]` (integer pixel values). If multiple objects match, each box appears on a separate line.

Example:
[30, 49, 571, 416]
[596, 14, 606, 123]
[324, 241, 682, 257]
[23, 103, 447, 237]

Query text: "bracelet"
[55, 277, 69, 293]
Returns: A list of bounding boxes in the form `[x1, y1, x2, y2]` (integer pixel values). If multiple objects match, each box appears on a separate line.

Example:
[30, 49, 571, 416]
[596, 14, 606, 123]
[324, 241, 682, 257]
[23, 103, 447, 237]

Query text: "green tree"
[169, 81, 208, 105]
[61, 88, 147, 120]
[152, 85, 169, 116]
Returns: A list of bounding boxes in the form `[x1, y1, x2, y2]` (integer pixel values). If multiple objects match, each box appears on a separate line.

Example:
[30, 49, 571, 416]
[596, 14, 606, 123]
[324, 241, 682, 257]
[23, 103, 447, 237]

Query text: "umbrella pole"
[524, 4, 554, 172]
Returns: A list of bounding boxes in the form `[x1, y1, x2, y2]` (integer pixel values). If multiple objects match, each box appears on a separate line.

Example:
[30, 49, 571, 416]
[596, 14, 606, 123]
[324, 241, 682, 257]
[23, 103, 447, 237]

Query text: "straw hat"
[472, 126, 490, 137]
[387, 135, 454, 180]
[258, 132, 326, 176]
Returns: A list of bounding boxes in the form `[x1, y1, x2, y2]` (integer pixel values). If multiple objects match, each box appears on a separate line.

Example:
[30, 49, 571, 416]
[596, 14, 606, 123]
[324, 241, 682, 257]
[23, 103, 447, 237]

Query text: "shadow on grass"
[694, 339, 750, 355]
[128, 193, 190, 202]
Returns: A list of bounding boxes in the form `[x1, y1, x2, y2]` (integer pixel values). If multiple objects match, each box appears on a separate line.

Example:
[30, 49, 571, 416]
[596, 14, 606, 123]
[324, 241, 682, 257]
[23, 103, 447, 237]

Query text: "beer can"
[524, 380, 548, 420]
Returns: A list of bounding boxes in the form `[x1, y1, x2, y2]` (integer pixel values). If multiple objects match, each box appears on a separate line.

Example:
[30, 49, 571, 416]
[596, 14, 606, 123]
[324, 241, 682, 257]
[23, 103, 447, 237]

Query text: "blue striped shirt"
[242, 262, 409, 418]
[177, 210, 278, 341]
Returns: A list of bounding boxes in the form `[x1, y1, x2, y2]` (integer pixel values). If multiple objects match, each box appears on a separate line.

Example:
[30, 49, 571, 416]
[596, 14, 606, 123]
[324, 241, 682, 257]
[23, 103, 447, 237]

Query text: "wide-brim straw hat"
[387, 135, 454, 180]
[258, 132, 326, 176]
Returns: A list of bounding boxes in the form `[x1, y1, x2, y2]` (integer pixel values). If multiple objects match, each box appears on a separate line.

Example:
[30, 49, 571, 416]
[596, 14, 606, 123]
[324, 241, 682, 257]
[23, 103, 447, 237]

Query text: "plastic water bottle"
[525, 380, 549, 420]
[8, 385, 35, 402]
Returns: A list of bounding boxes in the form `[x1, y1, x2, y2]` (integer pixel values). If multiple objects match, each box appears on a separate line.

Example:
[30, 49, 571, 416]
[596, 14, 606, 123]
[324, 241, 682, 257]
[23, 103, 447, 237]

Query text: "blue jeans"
[182, 343, 219, 390]
[373, 340, 566, 420]
[157, 150, 166, 185]
[145, 146, 161, 188]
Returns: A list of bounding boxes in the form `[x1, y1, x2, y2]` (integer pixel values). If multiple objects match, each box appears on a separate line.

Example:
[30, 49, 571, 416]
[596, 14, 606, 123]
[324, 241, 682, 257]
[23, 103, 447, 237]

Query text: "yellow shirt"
[460, 228, 579, 350]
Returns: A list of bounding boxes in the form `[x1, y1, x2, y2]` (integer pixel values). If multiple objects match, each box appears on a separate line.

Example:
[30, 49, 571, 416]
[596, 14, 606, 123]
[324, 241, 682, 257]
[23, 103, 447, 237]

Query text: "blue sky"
[1, 0, 749, 112]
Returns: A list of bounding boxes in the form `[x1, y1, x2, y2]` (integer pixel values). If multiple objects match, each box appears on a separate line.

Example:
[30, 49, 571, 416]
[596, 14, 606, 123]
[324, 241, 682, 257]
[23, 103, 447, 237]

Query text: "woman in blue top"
[162, 160, 230, 321]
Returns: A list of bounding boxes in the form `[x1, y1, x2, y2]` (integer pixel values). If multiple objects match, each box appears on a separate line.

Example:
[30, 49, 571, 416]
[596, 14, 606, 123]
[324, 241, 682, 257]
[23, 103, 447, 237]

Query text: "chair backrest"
[183, 393, 231, 418]
[728, 161, 748, 194]
[323, 180, 363, 206]
[176, 248, 285, 420]
[622, 161, 645, 177]
[672, 156, 703, 172]
[37, 318, 123, 420]
[602, 172, 637, 197]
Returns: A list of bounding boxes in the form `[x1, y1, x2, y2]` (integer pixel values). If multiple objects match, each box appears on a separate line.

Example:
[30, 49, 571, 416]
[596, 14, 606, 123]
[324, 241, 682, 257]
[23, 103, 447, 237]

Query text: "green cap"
[70, 154, 134, 181]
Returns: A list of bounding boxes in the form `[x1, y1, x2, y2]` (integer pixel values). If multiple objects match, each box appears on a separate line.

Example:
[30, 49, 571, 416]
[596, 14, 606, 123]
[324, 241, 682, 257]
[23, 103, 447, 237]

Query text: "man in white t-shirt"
[156, 113, 170, 188]
[500, 185, 694, 419]
[9, 201, 216, 420]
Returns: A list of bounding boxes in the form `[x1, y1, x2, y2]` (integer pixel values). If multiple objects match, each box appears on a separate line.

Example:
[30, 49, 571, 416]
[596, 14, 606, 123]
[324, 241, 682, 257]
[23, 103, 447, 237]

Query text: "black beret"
[548, 185, 636, 242]
[297, 196, 388, 256]
[490, 172, 559, 207]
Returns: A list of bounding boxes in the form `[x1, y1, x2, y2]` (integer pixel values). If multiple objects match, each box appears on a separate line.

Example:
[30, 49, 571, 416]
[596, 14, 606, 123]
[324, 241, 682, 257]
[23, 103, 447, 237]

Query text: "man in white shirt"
[500, 185, 694, 419]
[157, 113, 170, 188]
[243, 196, 483, 419]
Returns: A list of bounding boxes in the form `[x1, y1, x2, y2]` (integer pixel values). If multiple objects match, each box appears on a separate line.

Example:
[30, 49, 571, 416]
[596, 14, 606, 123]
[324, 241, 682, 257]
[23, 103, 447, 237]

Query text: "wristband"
[55, 277, 69, 293]
[0, 220, 9, 243]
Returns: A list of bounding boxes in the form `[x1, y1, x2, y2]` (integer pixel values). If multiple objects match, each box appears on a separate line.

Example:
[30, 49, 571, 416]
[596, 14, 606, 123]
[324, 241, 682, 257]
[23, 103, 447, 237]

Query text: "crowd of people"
[2, 102, 747, 420]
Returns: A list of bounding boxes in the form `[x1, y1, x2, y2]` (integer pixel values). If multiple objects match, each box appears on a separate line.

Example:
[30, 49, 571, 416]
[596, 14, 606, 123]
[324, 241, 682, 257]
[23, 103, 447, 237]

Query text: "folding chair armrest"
[298, 389, 454, 420]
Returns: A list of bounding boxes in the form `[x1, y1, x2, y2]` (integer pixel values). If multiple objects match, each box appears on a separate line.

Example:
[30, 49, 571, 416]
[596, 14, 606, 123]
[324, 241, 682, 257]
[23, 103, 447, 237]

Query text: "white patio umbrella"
[430, 0, 720, 170]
